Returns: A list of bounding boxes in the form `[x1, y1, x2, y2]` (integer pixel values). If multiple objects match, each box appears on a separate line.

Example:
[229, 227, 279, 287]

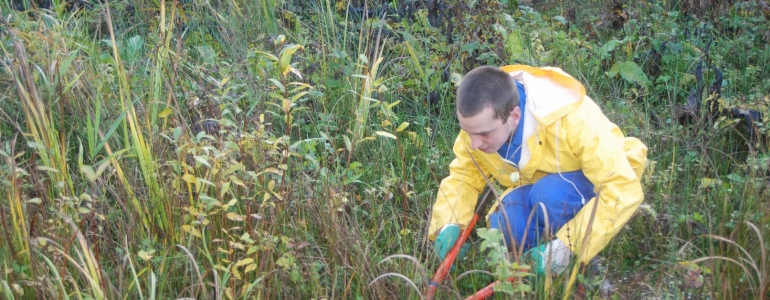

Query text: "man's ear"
[509, 106, 521, 124]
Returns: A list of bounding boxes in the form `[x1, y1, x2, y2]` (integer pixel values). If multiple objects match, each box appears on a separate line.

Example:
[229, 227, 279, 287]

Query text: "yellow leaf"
[80, 165, 96, 181]
[375, 131, 397, 140]
[231, 242, 246, 250]
[230, 175, 246, 187]
[356, 137, 376, 144]
[396, 122, 410, 132]
[231, 266, 242, 280]
[158, 108, 173, 118]
[190, 227, 202, 238]
[283, 98, 291, 113]
[700, 178, 722, 189]
[227, 212, 245, 222]
[244, 263, 257, 274]
[268, 180, 276, 191]
[182, 173, 196, 183]
[234, 258, 254, 267]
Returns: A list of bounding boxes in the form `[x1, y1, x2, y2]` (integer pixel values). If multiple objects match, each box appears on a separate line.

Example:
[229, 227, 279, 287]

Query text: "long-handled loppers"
[425, 188, 496, 299]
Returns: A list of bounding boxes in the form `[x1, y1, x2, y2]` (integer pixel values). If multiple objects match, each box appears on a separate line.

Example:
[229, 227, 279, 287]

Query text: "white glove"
[527, 238, 572, 275]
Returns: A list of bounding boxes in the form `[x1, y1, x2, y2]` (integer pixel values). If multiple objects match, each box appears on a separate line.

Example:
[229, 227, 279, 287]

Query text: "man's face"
[458, 106, 521, 154]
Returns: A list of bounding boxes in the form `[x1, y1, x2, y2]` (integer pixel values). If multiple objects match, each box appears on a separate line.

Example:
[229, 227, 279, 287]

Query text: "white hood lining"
[511, 71, 580, 120]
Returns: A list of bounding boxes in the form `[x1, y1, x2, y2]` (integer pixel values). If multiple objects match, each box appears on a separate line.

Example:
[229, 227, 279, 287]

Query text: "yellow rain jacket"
[428, 65, 647, 263]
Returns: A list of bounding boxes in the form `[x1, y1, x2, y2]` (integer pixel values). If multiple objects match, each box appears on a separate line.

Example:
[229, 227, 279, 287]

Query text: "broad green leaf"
[196, 178, 215, 187]
[279, 44, 303, 76]
[268, 79, 285, 92]
[290, 91, 309, 102]
[276, 253, 296, 269]
[173, 127, 183, 140]
[599, 39, 622, 58]
[608, 61, 650, 86]
[221, 181, 231, 197]
[506, 32, 530, 61]
[194, 155, 211, 168]
[255, 50, 278, 61]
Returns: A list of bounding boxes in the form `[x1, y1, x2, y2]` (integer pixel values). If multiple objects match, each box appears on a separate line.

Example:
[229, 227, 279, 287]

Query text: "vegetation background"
[1, 0, 769, 299]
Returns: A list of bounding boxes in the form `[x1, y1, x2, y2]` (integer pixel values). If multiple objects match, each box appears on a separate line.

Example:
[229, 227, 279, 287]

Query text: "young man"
[429, 65, 647, 275]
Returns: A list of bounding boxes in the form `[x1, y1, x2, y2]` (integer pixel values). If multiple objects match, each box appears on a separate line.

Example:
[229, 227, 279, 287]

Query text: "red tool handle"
[426, 188, 495, 299]
[464, 273, 525, 300]
[425, 214, 480, 299]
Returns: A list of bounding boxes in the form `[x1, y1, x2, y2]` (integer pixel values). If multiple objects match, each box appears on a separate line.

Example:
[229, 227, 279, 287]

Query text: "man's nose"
[470, 137, 482, 150]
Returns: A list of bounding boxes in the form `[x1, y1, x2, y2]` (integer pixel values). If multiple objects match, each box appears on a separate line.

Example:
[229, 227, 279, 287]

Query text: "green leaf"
[608, 61, 650, 86]
[279, 44, 303, 76]
[599, 39, 622, 58]
[58, 50, 79, 77]
[276, 253, 296, 269]
[268, 79, 285, 92]
[343, 135, 352, 151]
[221, 181, 231, 197]
[255, 50, 278, 61]
[194, 155, 211, 168]
[513, 283, 532, 293]
[173, 127, 183, 140]
[27, 142, 46, 150]
[94, 109, 127, 156]
[493, 282, 514, 294]
[290, 91, 309, 102]
[506, 32, 531, 62]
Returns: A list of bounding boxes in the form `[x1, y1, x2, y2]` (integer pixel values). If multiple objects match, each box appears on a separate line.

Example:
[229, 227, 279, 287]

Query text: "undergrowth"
[1, 0, 769, 299]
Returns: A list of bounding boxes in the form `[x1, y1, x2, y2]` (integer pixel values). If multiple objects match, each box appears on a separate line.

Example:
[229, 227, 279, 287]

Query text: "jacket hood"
[500, 65, 586, 126]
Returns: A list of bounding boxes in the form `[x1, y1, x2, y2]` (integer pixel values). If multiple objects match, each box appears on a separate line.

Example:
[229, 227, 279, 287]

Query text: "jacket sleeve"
[554, 117, 647, 263]
[428, 132, 490, 240]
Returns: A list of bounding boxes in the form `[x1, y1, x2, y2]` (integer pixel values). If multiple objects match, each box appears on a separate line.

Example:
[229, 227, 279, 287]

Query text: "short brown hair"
[456, 66, 519, 120]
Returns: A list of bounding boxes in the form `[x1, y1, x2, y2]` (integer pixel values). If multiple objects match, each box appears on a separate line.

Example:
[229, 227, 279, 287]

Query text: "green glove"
[525, 238, 572, 275]
[434, 224, 470, 262]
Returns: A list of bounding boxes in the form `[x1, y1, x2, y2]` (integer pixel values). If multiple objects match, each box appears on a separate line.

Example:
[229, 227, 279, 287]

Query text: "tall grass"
[0, 0, 769, 299]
